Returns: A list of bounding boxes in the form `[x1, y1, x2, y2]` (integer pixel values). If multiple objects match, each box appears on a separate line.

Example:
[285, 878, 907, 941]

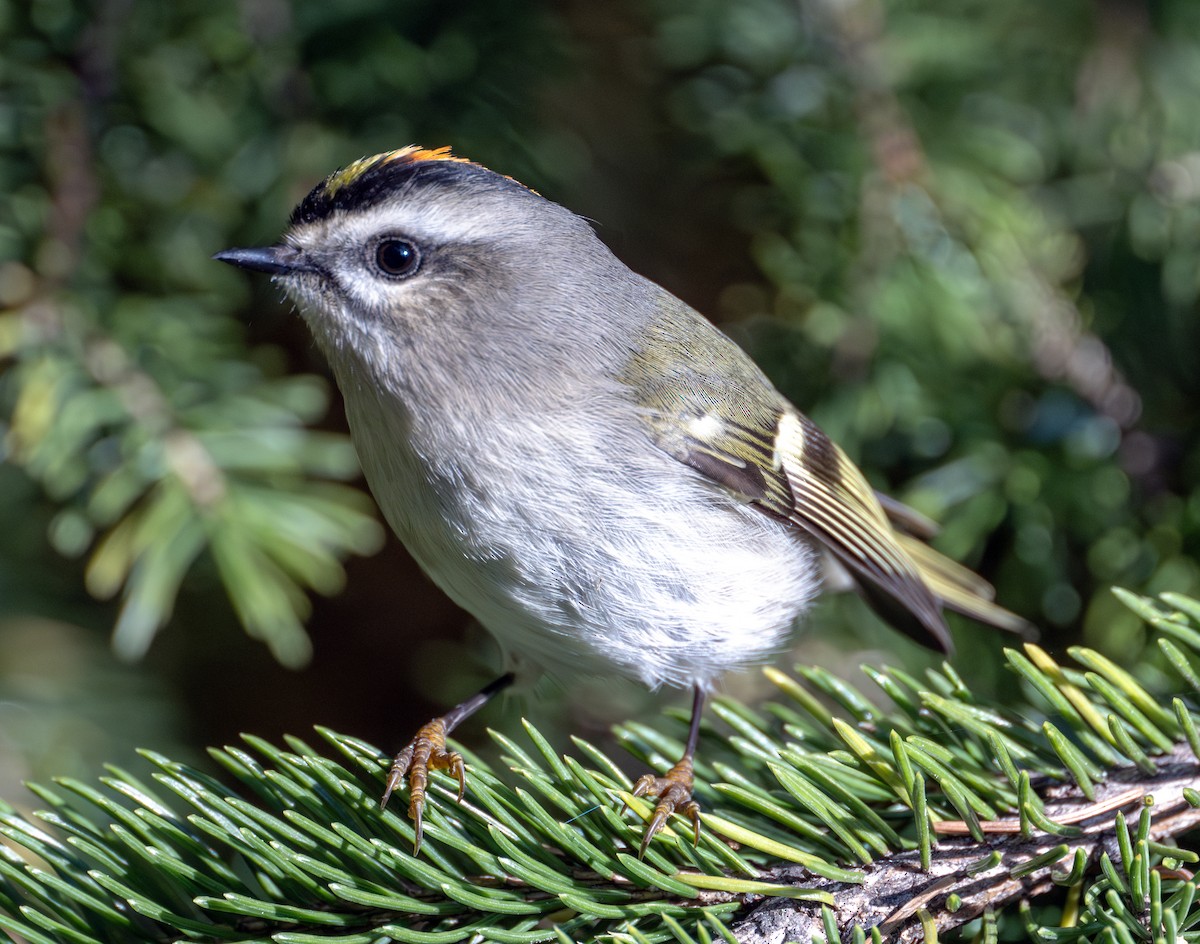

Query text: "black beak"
[213, 245, 314, 275]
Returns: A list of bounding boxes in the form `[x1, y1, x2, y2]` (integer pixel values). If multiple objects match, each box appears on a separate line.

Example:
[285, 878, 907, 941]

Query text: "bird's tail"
[892, 531, 1033, 637]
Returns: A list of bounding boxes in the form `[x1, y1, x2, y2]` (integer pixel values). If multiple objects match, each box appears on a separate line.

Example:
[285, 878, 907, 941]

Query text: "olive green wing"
[767, 409, 954, 650]
[624, 299, 1028, 650]
[881, 500, 1033, 636]
[629, 388, 947, 648]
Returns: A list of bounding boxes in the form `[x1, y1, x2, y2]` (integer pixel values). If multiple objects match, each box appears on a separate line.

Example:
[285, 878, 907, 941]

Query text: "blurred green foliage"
[634, 0, 1200, 657]
[1, 0, 1198, 779]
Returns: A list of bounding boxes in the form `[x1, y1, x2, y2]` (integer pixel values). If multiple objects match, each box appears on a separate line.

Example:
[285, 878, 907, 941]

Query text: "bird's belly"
[363, 433, 819, 690]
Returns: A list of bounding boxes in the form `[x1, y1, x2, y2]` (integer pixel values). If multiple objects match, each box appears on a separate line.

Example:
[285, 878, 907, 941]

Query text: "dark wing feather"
[622, 295, 1023, 651]
[770, 411, 953, 651]
[645, 400, 954, 651]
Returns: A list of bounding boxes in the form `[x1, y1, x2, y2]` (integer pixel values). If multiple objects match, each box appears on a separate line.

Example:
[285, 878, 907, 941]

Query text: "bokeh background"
[2, 0, 1198, 802]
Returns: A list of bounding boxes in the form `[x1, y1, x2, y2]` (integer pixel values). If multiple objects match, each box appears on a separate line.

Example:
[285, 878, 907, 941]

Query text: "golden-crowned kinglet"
[216, 146, 1028, 856]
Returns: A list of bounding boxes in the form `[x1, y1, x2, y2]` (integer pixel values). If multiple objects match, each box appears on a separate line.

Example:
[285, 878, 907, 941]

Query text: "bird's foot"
[628, 755, 701, 857]
[380, 717, 466, 855]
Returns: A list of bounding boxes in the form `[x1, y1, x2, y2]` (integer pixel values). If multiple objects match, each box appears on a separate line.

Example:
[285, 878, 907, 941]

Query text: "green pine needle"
[2, 589, 1200, 941]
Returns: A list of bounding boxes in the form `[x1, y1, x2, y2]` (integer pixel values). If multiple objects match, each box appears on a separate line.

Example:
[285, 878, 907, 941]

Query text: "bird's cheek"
[276, 274, 325, 310]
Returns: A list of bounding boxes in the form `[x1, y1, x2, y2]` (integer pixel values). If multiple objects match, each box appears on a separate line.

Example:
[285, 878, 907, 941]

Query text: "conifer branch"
[736, 742, 1200, 942]
[2, 589, 1199, 942]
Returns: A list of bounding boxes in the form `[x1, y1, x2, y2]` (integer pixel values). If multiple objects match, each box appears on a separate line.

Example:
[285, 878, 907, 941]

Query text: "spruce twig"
[735, 742, 1200, 942]
[1, 589, 1199, 942]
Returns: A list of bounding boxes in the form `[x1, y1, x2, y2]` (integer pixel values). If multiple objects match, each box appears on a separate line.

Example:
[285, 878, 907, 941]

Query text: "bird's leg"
[381, 672, 514, 854]
[629, 684, 705, 857]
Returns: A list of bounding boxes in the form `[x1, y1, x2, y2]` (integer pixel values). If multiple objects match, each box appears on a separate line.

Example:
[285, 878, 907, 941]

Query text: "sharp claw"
[639, 805, 671, 858]
[451, 755, 467, 802]
[379, 718, 464, 855]
[381, 745, 415, 810]
[622, 773, 655, 816]
[627, 758, 702, 858]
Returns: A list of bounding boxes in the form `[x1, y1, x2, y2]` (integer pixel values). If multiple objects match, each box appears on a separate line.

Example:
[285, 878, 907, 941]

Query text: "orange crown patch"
[321, 146, 474, 197]
[289, 145, 536, 227]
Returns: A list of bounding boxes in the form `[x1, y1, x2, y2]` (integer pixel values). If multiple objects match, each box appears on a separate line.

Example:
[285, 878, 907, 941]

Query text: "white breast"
[343, 381, 819, 691]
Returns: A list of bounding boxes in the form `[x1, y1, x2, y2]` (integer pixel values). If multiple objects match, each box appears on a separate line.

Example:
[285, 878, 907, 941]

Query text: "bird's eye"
[374, 238, 420, 279]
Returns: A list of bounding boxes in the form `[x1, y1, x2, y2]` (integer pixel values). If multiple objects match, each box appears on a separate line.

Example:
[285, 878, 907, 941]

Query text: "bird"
[215, 145, 1029, 856]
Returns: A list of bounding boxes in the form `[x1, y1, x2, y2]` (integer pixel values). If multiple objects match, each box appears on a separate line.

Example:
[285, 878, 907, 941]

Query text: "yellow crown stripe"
[322, 146, 472, 196]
